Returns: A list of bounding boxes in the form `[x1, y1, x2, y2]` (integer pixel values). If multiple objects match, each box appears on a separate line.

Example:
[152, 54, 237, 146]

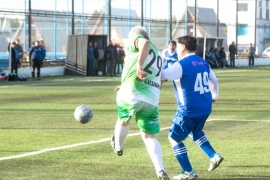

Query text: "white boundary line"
[0, 119, 269, 161]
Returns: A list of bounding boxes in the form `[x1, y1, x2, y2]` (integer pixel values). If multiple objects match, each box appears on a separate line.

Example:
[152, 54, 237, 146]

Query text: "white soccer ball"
[74, 105, 93, 124]
[97, 71, 103, 76]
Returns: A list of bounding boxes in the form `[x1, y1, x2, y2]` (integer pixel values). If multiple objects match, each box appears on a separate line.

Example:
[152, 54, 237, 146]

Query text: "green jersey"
[116, 35, 162, 106]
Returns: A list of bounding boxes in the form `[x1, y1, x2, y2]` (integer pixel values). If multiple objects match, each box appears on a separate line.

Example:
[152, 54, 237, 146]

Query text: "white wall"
[3, 58, 270, 78]
[4, 67, 65, 77]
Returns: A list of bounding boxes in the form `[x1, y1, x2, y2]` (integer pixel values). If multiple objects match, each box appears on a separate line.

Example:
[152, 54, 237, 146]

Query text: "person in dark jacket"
[248, 43, 256, 68]
[219, 47, 229, 68]
[40, 40, 46, 66]
[103, 40, 118, 76]
[8, 42, 19, 75]
[229, 41, 237, 68]
[116, 44, 125, 74]
[93, 42, 99, 76]
[28, 40, 43, 80]
[87, 41, 97, 76]
[15, 39, 23, 62]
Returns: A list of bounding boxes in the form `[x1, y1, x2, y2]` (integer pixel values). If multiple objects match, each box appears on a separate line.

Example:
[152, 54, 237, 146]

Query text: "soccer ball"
[97, 71, 103, 76]
[74, 105, 93, 124]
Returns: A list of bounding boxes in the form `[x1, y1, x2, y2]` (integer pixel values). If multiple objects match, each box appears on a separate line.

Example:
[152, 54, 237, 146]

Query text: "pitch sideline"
[0, 119, 269, 161]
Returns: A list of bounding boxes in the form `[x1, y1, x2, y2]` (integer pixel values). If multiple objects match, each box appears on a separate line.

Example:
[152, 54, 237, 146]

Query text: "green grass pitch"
[0, 66, 269, 179]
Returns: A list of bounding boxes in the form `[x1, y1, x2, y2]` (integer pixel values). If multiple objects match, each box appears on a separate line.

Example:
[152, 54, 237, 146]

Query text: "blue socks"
[195, 135, 216, 159]
[173, 143, 192, 172]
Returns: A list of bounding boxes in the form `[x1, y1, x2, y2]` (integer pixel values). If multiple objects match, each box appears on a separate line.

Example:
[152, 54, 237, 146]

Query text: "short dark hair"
[169, 40, 176, 46]
[177, 35, 196, 52]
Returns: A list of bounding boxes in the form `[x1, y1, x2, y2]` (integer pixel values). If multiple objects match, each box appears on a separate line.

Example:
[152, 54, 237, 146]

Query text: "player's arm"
[135, 38, 149, 80]
[161, 49, 167, 67]
[208, 68, 219, 102]
[161, 62, 183, 81]
[114, 86, 121, 92]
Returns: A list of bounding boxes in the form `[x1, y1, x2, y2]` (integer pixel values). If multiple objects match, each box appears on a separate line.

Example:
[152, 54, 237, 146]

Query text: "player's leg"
[111, 101, 135, 156]
[169, 138, 197, 180]
[141, 132, 169, 180]
[191, 115, 224, 172]
[169, 112, 198, 179]
[112, 118, 129, 156]
[136, 103, 169, 180]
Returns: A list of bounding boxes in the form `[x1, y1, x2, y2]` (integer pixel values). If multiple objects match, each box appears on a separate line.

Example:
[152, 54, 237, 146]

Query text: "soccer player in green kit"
[111, 26, 169, 180]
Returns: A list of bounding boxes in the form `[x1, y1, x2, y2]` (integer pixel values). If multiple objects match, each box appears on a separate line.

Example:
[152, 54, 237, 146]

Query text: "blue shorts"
[169, 109, 210, 142]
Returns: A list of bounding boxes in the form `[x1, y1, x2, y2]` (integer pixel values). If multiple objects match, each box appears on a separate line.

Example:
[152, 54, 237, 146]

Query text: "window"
[238, 24, 248, 36]
[238, 3, 248, 11]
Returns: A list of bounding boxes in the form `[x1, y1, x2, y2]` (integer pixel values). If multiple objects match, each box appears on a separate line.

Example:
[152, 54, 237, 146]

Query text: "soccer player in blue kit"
[161, 35, 224, 180]
[162, 40, 178, 69]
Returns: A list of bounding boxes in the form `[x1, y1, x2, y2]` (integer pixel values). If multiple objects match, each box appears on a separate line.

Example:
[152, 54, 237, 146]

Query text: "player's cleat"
[111, 134, 123, 156]
[157, 170, 170, 180]
[173, 170, 198, 180]
[208, 153, 224, 172]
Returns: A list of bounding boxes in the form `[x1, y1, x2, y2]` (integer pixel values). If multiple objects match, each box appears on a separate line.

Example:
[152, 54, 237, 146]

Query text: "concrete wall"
[235, 58, 270, 67]
[4, 67, 65, 77]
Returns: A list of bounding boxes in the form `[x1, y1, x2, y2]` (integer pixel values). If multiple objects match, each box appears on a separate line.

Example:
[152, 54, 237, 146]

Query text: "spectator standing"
[116, 44, 125, 74]
[248, 43, 256, 68]
[39, 40, 46, 66]
[111, 26, 169, 180]
[8, 42, 19, 75]
[161, 35, 223, 179]
[87, 41, 96, 76]
[15, 39, 23, 63]
[229, 41, 237, 68]
[28, 40, 43, 80]
[103, 40, 118, 76]
[93, 42, 99, 75]
[162, 40, 178, 69]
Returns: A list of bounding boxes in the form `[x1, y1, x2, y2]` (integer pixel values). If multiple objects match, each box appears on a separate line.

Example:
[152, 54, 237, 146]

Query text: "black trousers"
[31, 60, 42, 78]
[11, 62, 18, 75]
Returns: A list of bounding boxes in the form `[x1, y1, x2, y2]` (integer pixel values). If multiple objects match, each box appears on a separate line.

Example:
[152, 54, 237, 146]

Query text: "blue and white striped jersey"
[161, 53, 219, 118]
[162, 49, 178, 69]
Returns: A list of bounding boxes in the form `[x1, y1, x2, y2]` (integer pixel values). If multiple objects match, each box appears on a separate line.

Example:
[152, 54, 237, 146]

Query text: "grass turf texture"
[0, 66, 269, 180]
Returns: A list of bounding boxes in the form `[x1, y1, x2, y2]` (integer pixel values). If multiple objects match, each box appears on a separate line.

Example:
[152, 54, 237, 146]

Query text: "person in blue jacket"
[28, 40, 43, 80]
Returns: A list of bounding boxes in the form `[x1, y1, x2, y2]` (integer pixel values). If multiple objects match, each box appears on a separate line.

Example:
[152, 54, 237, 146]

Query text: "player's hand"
[161, 80, 166, 85]
[136, 69, 147, 80]
[114, 86, 121, 92]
